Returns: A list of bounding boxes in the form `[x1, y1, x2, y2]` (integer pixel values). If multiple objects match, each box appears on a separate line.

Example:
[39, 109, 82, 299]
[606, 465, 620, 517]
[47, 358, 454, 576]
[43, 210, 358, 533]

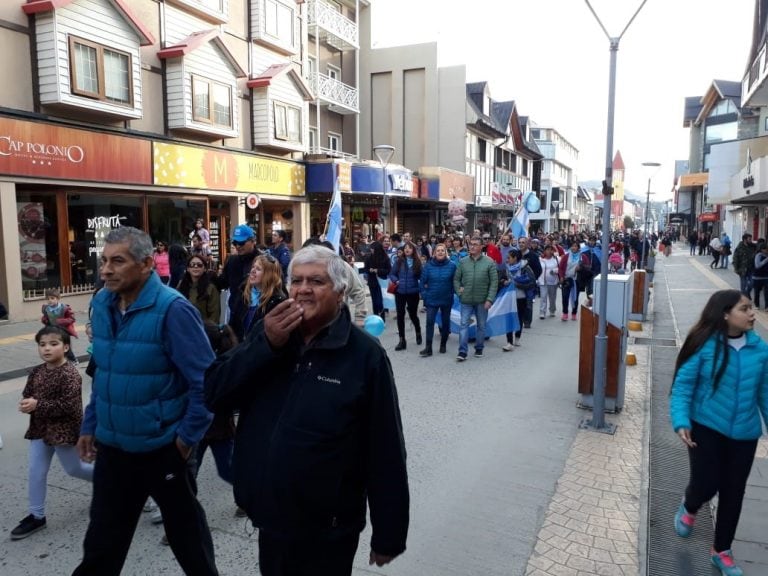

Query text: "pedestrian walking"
[538, 245, 560, 318]
[753, 242, 768, 310]
[72, 226, 218, 576]
[177, 255, 221, 324]
[453, 237, 498, 361]
[364, 241, 392, 321]
[500, 249, 536, 350]
[732, 234, 755, 296]
[153, 240, 171, 284]
[670, 289, 768, 576]
[720, 233, 732, 269]
[558, 241, 582, 321]
[389, 241, 422, 351]
[10, 326, 94, 541]
[709, 235, 722, 269]
[419, 243, 456, 356]
[229, 254, 286, 341]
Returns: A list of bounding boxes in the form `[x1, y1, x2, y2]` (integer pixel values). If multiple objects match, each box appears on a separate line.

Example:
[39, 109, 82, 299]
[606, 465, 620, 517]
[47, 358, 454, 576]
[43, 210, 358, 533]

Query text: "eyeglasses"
[232, 240, 247, 247]
[188, 262, 205, 268]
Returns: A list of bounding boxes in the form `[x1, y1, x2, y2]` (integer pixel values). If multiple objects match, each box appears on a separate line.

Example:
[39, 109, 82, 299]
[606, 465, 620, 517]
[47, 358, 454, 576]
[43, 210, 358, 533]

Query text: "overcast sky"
[370, 0, 754, 201]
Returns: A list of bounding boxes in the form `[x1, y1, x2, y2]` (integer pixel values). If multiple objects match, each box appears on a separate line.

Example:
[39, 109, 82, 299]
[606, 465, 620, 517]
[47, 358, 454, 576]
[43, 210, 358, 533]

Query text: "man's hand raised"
[264, 299, 303, 349]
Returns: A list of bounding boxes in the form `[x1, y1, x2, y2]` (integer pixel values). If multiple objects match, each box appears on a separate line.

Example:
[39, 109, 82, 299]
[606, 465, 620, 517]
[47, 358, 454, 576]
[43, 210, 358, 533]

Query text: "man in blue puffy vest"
[72, 227, 218, 576]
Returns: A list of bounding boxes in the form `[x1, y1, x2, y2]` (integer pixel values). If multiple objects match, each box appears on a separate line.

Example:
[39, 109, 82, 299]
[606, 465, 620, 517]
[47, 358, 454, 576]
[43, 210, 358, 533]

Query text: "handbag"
[387, 280, 397, 294]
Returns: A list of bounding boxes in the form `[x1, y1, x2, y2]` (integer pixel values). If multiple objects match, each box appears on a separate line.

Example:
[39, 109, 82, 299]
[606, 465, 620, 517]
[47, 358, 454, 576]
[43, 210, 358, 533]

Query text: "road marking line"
[0, 333, 36, 345]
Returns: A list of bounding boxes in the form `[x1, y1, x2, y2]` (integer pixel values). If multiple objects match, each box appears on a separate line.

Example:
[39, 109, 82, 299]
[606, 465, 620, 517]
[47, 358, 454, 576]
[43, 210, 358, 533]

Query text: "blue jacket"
[670, 331, 768, 440]
[85, 272, 214, 452]
[420, 257, 457, 306]
[389, 258, 421, 295]
[269, 242, 291, 279]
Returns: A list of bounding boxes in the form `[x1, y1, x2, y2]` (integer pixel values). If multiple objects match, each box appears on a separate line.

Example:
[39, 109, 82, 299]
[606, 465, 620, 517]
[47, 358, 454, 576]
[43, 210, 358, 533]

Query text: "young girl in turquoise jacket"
[670, 289, 768, 576]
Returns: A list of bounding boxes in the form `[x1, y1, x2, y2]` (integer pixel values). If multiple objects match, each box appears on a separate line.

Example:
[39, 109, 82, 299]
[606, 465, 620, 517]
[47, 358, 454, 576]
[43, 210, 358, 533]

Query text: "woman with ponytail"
[670, 289, 768, 576]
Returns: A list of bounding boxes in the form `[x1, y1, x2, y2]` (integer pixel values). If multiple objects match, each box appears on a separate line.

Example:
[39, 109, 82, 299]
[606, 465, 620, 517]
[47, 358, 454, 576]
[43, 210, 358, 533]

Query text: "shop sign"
[0, 117, 152, 184]
[389, 173, 413, 193]
[245, 194, 260, 209]
[154, 142, 305, 196]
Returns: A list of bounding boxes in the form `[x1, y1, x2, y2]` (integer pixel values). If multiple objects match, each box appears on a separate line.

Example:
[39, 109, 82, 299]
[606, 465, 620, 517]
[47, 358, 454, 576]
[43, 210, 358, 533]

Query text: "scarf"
[250, 286, 261, 309]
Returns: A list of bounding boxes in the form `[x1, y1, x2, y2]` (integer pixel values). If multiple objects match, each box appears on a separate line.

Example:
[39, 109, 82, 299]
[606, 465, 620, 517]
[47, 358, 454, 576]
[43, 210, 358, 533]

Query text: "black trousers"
[72, 443, 218, 576]
[258, 528, 360, 576]
[395, 292, 421, 338]
[684, 421, 757, 553]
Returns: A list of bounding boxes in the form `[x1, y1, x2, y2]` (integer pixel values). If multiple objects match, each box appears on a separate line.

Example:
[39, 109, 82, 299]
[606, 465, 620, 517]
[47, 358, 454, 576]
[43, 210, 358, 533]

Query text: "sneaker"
[151, 508, 163, 525]
[561, 314, 568, 321]
[711, 549, 743, 576]
[514, 339, 521, 346]
[11, 514, 46, 540]
[539, 315, 546, 320]
[143, 498, 158, 513]
[456, 352, 467, 362]
[674, 501, 695, 537]
[571, 313, 578, 321]
[549, 312, 556, 317]
[474, 349, 483, 358]
[502, 343, 513, 351]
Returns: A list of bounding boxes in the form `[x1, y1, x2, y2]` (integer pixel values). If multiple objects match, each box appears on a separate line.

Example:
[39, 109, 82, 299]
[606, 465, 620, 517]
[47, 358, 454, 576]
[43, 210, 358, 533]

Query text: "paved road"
[0, 311, 585, 575]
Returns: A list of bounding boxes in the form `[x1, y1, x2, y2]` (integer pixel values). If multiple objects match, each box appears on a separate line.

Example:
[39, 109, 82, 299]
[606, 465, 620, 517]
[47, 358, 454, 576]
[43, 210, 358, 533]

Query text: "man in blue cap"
[214, 224, 260, 330]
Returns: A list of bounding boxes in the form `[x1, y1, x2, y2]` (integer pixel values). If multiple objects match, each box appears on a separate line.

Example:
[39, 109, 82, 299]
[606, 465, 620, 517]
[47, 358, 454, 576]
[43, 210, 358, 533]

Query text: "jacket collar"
[107, 271, 165, 314]
[298, 305, 353, 352]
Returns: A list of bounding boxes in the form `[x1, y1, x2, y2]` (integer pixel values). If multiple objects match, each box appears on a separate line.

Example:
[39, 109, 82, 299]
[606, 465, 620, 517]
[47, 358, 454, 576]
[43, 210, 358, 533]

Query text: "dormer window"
[69, 36, 132, 106]
[192, 76, 232, 129]
[274, 102, 301, 142]
[265, 0, 294, 46]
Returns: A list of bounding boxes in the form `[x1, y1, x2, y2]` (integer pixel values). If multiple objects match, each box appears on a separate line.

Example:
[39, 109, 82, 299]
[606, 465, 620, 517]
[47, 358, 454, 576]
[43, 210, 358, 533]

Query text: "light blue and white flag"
[509, 191, 541, 239]
[440, 284, 520, 338]
[326, 176, 343, 252]
[377, 277, 396, 311]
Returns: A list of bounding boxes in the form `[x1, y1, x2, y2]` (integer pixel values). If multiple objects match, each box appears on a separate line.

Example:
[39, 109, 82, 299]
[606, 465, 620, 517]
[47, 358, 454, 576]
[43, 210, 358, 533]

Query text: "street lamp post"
[641, 162, 661, 269]
[373, 144, 395, 235]
[583, 0, 648, 434]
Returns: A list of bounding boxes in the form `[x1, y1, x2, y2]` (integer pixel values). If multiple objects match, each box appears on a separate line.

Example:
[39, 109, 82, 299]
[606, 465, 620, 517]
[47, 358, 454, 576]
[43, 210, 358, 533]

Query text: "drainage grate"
[633, 336, 678, 347]
[646, 271, 717, 576]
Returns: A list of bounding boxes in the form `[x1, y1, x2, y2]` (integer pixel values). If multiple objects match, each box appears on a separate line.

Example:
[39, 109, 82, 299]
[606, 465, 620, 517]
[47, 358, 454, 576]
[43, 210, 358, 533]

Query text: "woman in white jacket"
[538, 245, 560, 319]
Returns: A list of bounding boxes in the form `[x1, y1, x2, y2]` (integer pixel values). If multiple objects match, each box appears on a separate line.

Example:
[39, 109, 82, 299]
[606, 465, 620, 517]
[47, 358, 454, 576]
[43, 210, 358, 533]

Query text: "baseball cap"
[232, 224, 255, 243]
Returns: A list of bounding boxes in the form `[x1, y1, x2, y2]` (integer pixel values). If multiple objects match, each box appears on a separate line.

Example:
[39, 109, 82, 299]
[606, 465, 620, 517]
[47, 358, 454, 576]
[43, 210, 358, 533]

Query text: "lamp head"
[373, 144, 395, 166]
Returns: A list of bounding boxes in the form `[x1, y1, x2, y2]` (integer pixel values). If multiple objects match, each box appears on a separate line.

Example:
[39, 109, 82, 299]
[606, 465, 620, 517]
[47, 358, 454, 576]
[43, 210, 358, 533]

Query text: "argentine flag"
[440, 284, 520, 338]
[377, 277, 395, 311]
[509, 191, 541, 239]
[326, 176, 343, 252]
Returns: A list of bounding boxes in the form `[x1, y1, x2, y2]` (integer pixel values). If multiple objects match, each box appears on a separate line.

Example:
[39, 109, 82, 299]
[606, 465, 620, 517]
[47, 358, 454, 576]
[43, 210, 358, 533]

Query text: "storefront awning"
[679, 172, 708, 187]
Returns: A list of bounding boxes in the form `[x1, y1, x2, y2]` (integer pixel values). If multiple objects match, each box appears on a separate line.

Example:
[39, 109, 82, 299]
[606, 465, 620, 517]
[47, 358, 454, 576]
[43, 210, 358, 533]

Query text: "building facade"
[531, 124, 579, 234]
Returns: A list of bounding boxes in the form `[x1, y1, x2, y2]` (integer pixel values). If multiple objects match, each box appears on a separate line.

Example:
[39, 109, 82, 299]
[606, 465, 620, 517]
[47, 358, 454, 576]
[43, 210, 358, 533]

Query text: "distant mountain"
[578, 180, 644, 202]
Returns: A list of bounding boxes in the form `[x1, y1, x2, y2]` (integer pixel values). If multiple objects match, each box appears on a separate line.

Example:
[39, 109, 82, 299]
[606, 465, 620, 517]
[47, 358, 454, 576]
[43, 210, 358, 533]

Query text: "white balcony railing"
[307, 72, 358, 114]
[307, 0, 358, 51]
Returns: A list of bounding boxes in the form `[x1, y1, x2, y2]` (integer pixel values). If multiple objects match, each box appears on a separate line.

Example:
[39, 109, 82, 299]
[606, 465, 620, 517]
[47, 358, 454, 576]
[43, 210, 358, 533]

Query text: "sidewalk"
[0, 314, 90, 381]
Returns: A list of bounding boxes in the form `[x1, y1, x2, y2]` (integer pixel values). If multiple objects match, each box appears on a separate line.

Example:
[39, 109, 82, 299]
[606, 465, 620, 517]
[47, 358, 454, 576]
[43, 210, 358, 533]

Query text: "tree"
[623, 215, 634, 231]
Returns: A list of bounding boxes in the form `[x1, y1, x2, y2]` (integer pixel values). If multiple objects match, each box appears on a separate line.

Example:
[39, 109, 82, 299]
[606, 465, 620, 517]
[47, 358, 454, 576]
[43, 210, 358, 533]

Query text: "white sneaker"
[151, 508, 163, 525]
[502, 343, 513, 351]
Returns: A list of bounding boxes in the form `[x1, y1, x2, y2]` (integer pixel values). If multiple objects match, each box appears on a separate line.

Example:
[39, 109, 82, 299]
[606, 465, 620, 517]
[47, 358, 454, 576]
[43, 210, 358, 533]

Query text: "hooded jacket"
[670, 331, 768, 440]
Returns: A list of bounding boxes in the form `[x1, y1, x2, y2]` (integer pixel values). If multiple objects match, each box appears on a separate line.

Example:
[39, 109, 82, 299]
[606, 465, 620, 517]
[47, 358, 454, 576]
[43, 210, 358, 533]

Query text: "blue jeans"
[740, 273, 753, 296]
[28, 439, 93, 518]
[459, 303, 488, 354]
[425, 304, 451, 346]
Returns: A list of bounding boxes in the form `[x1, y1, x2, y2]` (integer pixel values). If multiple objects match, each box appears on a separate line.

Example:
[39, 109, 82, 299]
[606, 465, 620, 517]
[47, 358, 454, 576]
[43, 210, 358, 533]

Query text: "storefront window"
[148, 196, 206, 249]
[68, 193, 143, 286]
[17, 192, 59, 292]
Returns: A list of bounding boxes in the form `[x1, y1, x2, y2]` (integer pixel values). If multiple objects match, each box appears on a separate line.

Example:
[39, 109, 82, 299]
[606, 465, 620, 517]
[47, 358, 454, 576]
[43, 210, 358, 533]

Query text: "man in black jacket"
[205, 245, 409, 576]
[214, 224, 260, 323]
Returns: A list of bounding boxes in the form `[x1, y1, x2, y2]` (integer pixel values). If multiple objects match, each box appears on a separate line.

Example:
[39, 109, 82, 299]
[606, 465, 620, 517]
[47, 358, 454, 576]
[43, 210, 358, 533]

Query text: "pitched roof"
[683, 96, 703, 127]
[247, 63, 314, 101]
[694, 79, 742, 126]
[23, 0, 154, 45]
[158, 30, 246, 77]
[613, 150, 625, 170]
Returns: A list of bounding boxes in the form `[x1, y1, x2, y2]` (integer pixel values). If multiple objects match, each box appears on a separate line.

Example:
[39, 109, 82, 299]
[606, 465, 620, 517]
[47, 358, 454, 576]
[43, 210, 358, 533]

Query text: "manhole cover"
[633, 337, 677, 347]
